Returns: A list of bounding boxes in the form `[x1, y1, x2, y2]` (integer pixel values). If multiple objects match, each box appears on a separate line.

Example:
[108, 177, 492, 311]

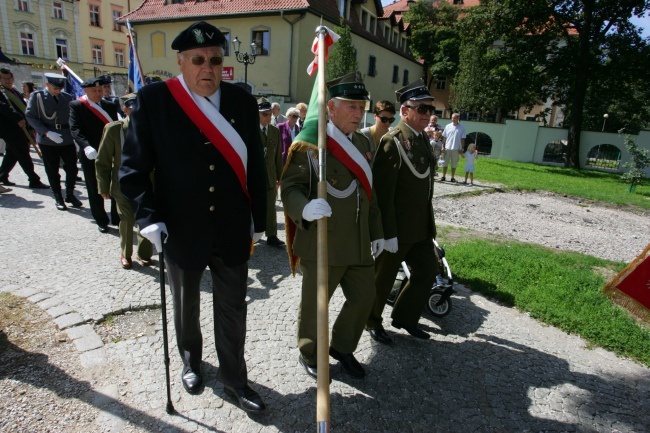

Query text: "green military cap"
[396, 79, 433, 105]
[257, 97, 272, 112]
[120, 92, 137, 108]
[327, 71, 370, 102]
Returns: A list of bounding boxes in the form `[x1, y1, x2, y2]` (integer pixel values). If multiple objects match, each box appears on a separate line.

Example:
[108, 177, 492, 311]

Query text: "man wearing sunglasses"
[119, 21, 267, 413]
[366, 79, 439, 344]
[25, 73, 81, 210]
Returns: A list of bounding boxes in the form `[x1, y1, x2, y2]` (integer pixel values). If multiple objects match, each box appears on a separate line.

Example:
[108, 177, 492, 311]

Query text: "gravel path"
[433, 189, 650, 263]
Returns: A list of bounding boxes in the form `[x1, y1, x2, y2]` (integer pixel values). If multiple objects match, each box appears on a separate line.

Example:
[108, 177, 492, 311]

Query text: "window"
[220, 30, 231, 56]
[20, 32, 35, 55]
[90, 4, 101, 27]
[55, 38, 68, 59]
[368, 55, 377, 77]
[115, 48, 124, 67]
[17, 0, 29, 12]
[92, 44, 103, 64]
[401, 37, 407, 51]
[453, 0, 464, 4]
[393, 30, 399, 47]
[403, 69, 409, 86]
[436, 77, 447, 90]
[252, 29, 270, 56]
[369, 16, 376, 35]
[53, 2, 64, 19]
[383, 25, 390, 41]
[392, 65, 399, 83]
[112, 9, 122, 31]
[361, 10, 368, 29]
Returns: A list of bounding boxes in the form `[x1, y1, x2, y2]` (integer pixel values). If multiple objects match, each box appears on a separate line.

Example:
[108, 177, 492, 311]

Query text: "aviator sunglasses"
[378, 116, 395, 124]
[189, 55, 224, 66]
[405, 104, 435, 115]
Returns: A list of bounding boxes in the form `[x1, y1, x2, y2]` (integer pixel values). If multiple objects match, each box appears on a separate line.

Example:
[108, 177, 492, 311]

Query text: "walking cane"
[21, 125, 43, 159]
[159, 233, 175, 414]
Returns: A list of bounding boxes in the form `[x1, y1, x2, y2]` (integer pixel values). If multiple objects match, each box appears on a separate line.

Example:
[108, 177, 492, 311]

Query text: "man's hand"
[140, 223, 168, 252]
[384, 237, 398, 253]
[371, 239, 385, 258]
[46, 131, 63, 144]
[18, 119, 26, 128]
[84, 146, 98, 160]
[302, 198, 332, 222]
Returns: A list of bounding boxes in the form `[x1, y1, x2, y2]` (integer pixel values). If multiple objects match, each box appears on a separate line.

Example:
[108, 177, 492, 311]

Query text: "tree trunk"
[565, 0, 596, 168]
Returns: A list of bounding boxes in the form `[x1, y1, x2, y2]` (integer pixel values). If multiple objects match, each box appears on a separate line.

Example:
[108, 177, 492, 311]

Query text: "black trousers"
[80, 154, 119, 226]
[0, 132, 40, 183]
[166, 255, 249, 388]
[40, 143, 77, 195]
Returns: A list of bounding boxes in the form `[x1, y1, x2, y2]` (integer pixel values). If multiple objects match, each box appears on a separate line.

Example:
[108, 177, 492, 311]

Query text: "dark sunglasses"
[405, 104, 435, 115]
[189, 55, 224, 66]
[290, 114, 299, 118]
[378, 116, 395, 123]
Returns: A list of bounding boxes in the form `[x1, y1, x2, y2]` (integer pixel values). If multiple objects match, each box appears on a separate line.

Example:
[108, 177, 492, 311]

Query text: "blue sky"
[379, 1, 650, 37]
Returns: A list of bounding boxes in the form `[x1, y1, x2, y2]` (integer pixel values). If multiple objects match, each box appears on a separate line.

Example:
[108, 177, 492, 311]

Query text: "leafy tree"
[326, 22, 357, 80]
[404, 0, 461, 86]
[621, 135, 650, 193]
[453, 0, 650, 168]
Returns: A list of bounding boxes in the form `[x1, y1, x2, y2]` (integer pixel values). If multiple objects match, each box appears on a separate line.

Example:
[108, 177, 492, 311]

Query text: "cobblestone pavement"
[1, 157, 649, 432]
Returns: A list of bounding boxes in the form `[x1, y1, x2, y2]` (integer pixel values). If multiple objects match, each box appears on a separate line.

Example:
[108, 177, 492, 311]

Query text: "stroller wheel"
[427, 288, 452, 317]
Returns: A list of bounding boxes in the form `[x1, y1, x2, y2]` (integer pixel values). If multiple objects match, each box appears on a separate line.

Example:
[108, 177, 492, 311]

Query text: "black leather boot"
[53, 193, 67, 211]
[65, 190, 83, 208]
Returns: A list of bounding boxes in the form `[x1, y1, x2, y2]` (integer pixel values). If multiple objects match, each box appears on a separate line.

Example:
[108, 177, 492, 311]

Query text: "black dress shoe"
[53, 193, 67, 211]
[0, 179, 16, 186]
[299, 355, 318, 379]
[367, 328, 393, 345]
[29, 181, 49, 189]
[181, 369, 203, 395]
[329, 347, 365, 378]
[97, 225, 109, 233]
[392, 320, 430, 339]
[223, 385, 266, 413]
[65, 194, 83, 208]
[266, 236, 286, 247]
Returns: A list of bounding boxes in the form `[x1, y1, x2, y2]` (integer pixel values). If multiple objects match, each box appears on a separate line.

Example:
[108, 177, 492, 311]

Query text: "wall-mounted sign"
[222, 67, 234, 81]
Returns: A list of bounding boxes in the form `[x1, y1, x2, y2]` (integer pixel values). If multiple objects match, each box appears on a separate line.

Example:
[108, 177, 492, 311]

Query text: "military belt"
[54, 124, 70, 130]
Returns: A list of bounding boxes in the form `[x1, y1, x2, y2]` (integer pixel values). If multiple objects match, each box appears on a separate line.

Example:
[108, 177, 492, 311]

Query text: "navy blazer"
[119, 81, 267, 270]
[69, 98, 118, 156]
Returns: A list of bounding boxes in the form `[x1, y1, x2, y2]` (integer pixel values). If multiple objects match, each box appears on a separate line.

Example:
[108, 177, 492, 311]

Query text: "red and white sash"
[78, 95, 113, 124]
[165, 76, 248, 198]
[326, 122, 373, 201]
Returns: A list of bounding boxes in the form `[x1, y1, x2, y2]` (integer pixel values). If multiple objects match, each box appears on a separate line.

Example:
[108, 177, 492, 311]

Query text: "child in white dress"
[462, 143, 478, 185]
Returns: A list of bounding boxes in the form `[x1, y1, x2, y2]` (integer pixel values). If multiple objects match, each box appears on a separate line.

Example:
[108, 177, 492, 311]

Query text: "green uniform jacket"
[262, 124, 282, 188]
[96, 118, 127, 199]
[281, 130, 383, 267]
[373, 120, 436, 243]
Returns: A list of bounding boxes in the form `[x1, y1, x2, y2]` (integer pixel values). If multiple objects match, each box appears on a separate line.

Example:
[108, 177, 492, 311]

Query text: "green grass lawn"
[461, 157, 650, 209]
[436, 229, 650, 367]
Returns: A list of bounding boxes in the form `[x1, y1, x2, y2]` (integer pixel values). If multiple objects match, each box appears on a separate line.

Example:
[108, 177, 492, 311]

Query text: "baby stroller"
[386, 239, 454, 317]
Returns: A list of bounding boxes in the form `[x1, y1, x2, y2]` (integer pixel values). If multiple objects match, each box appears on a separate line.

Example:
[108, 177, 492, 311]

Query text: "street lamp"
[232, 36, 257, 92]
[602, 113, 609, 132]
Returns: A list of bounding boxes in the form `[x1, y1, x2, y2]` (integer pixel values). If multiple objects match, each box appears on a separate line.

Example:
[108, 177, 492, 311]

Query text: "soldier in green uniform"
[96, 93, 153, 269]
[281, 72, 385, 379]
[258, 97, 285, 247]
[365, 80, 439, 344]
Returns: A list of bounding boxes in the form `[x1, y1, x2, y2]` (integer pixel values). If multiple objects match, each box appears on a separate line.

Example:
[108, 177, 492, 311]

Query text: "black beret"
[257, 97, 272, 111]
[326, 71, 369, 102]
[44, 73, 66, 88]
[171, 21, 226, 52]
[81, 77, 103, 88]
[98, 75, 112, 85]
[396, 79, 433, 105]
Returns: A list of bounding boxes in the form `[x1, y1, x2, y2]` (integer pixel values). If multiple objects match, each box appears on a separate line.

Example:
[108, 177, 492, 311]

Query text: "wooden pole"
[21, 126, 43, 159]
[315, 25, 330, 433]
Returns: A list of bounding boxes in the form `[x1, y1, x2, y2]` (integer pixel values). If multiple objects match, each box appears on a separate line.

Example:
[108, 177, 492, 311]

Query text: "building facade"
[122, 0, 423, 104]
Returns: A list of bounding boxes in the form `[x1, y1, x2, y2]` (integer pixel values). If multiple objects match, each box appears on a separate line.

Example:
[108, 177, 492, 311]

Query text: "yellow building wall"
[0, 0, 82, 82]
[132, 13, 421, 105]
[78, 0, 131, 79]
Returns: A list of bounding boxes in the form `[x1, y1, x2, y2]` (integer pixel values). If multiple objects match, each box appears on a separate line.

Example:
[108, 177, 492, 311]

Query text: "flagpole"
[315, 24, 330, 433]
[126, 20, 146, 87]
[56, 58, 82, 83]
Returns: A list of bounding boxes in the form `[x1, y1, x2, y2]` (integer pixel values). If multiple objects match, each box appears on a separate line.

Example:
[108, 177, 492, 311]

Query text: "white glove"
[84, 146, 98, 160]
[252, 232, 264, 243]
[384, 237, 398, 253]
[302, 198, 332, 222]
[46, 131, 63, 144]
[140, 223, 168, 253]
[371, 239, 385, 258]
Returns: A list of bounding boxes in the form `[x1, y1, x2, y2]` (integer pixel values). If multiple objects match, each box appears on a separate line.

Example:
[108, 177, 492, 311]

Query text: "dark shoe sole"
[223, 386, 266, 413]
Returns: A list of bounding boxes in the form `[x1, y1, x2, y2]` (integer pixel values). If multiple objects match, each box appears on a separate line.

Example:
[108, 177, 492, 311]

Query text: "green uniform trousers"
[366, 238, 438, 329]
[298, 260, 376, 365]
[265, 187, 278, 237]
[113, 191, 153, 260]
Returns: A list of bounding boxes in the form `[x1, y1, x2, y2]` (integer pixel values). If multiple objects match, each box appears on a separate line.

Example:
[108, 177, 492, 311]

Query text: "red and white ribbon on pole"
[306, 26, 340, 76]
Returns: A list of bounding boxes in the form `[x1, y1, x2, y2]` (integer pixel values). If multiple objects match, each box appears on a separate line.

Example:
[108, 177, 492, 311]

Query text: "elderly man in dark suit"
[119, 21, 267, 413]
[70, 77, 119, 233]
